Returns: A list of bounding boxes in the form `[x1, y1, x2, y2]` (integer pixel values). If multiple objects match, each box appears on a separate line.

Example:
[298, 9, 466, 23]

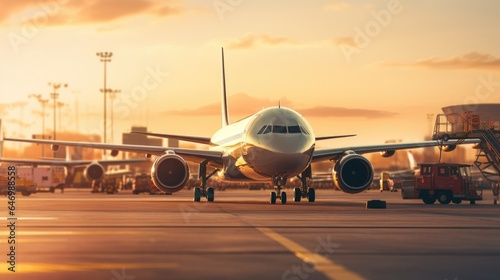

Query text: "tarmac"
[1, 188, 500, 280]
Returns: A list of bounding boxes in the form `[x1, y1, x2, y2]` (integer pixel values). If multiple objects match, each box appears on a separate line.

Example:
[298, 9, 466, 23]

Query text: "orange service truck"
[401, 163, 482, 205]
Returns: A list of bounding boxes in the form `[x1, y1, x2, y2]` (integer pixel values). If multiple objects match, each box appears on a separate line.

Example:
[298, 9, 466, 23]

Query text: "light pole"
[96, 52, 113, 143]
[29, 94, 49, 157]
[72, 91, 80, 132]
[49, 82, 67, 142]
[57, 101, 65, 132]
[108, 89, 121, 143]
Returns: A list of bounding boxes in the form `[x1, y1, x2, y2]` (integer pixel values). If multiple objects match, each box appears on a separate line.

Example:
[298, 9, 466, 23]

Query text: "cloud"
[2, 0, 185, 25]
[163, 92, 397, 119]
[380, 52, 500, 72]
[325, 2, 350, 12]
[164, 93, 291, 116]
[333, 36, 357, 47]
[298, 106, 398, 118]
[0, 0, 39, 22]
[226, 33, 297, 49]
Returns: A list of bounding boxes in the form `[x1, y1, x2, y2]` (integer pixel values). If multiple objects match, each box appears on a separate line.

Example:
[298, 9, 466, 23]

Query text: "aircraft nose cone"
[242, 143, 314, 178]
[263, 134, 313, 154]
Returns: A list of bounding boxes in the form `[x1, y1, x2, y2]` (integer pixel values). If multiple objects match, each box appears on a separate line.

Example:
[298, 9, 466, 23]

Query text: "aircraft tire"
[307, 188, 315, 202]
[270, 192, 277, 204]
[207, 187, 215, 202]
[194, 187, 202, 202]
[293, 188, 301, 202]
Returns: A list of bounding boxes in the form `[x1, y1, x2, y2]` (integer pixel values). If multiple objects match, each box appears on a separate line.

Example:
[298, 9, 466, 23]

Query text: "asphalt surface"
[1, 188, 499, 280]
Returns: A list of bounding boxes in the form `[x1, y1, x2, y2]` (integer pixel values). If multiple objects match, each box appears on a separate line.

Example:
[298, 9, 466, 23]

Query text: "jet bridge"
[432, 104, 500, 198]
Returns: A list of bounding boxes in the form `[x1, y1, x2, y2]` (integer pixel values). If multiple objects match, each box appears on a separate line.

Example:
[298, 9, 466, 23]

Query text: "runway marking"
[9, 230, 144, 236]
[0, 217, 57, 220]
[257, 227, 366, 280]
[0, 262, 178, 273]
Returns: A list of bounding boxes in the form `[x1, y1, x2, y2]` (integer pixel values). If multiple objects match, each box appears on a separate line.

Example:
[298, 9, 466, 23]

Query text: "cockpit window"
[287, 125, 301, 133]
[257, 125, 272, 134]
[257, 126, 267, 134]
[272, 125, 287, 133]
[257, 125, 309, 135]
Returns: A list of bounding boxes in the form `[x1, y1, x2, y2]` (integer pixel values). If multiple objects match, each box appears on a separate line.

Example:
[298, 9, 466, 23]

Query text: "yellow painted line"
[257, 227, 366, 280]
[0, 262, 178, 273]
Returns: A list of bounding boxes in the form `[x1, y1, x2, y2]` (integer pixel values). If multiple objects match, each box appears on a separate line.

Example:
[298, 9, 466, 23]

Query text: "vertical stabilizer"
[221, 47, 229, 127]
[65, 146, 72, 161]
[408, 150, 417, 170]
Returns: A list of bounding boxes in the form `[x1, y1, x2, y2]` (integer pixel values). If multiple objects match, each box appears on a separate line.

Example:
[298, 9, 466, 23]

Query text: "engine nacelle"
[442, 144, 456, 152]
[332, 152, 374, 194]
[110, 150, 119, 157]
[151, 152, 190, 193]
[380, 150, 395, 158]
[83, 163, 105, 181]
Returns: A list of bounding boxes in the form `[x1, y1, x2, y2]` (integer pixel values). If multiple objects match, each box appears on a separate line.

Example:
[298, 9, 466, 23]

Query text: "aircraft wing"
[312, 139, 480, 163]
[4, 137, 224, 167]
[0, 157, 150, 167]
[131, 132, 211, 145]
[315, 134, 356, 141]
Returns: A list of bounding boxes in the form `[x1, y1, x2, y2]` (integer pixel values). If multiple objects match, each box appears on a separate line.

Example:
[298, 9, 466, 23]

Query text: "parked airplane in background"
[3, 49, 478, 204]
[382, 150, 419, 181]
[0, 123, 148, 186]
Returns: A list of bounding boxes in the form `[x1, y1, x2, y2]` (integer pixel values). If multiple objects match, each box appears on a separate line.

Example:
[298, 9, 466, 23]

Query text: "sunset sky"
[1, 0, 500, 149]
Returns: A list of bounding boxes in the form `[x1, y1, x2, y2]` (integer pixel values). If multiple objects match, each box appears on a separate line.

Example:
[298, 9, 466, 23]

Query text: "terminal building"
[122, 126, 178, 148]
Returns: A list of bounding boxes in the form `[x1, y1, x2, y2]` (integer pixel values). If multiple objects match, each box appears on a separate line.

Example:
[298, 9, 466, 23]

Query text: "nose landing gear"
[270, 176, 288, 204]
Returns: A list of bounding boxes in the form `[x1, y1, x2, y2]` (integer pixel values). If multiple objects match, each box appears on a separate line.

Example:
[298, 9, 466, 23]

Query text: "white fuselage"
[209, 107, 315, 182]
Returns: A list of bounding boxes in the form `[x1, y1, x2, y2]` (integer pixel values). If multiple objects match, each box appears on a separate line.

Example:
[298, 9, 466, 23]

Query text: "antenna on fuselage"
[221, 47, 230, 127]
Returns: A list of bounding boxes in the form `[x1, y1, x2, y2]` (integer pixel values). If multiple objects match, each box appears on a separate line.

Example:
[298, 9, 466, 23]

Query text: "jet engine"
[151, 152, 190, 193]
[442, 144, 456, 152]
[332, 152, 374, 194]
[83, 163, 105, 181]
[380, 150, 395, 157]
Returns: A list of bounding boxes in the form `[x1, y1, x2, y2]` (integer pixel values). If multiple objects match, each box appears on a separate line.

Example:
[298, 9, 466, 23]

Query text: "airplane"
[3, 48, 480, 204]
[0, 121, 149, 186]
[379, 150, 419, 181]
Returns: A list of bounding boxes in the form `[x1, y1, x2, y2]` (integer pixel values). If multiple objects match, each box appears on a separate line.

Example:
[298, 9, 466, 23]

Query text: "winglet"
[221, 47, 229, 127]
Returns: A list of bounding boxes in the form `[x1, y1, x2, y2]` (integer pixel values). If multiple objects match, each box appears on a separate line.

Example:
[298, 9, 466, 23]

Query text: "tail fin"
[221, 47, 229, 127]
[65, 146, 72, 161]
[407, 150, 417, 170]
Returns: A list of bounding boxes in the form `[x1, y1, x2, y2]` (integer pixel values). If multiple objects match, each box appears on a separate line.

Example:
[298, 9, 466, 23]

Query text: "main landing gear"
[294, 166, 315, 203]
[193, 160, 219, 202]
[269, 166, 316, 204]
